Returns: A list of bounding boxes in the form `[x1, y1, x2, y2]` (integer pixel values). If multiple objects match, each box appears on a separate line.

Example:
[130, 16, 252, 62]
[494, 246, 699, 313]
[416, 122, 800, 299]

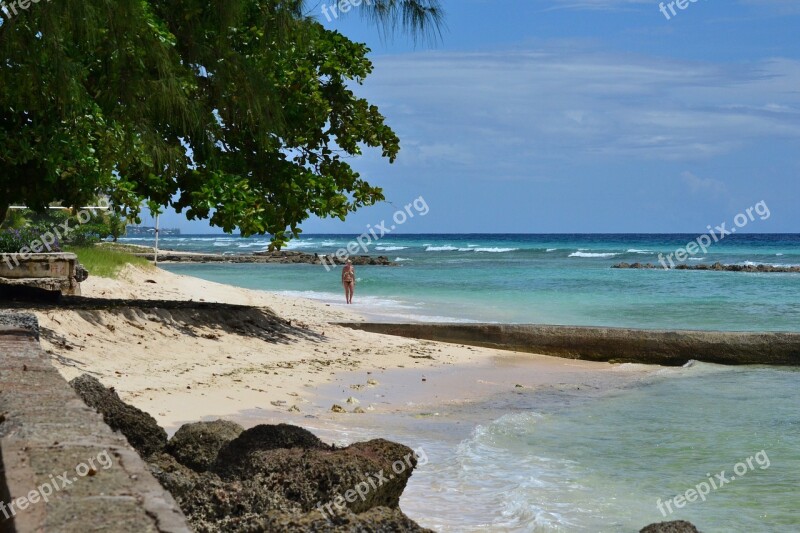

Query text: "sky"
[160, 0, 800, 235]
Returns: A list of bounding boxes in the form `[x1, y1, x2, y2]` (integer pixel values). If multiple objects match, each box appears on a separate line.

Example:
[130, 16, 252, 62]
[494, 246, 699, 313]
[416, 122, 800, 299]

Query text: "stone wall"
[339, 322, 800, 366]
[0, 312, 190, 532]
[0, 254, 85, 296]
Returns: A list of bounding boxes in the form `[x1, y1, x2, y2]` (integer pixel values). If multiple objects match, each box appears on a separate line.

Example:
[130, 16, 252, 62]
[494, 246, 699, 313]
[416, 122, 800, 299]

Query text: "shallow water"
[147, 234, 800, 531]
[281, 363, 799, 532]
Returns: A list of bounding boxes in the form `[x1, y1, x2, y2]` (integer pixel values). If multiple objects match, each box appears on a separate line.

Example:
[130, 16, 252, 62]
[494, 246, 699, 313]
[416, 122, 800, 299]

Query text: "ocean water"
[319, 362, 799, 532]
[128, 233, 800, 531]
[139, 233, 800, 331]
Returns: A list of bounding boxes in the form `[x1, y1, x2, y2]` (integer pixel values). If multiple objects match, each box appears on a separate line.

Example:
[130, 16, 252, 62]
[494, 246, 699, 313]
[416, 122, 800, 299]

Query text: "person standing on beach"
[342, 260, 356, 304]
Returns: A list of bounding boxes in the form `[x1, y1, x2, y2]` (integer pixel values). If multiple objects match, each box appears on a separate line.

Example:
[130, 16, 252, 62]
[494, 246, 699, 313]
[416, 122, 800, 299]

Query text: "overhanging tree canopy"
[0, 0, 443, 246]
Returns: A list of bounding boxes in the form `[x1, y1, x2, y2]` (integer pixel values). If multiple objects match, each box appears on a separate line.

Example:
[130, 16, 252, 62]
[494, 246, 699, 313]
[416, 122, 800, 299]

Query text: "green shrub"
[0, 228, 62, 254]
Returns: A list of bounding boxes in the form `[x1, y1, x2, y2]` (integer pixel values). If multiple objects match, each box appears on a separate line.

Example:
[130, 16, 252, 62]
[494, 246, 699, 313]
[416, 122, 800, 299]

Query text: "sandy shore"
[33, 265, 650, 431]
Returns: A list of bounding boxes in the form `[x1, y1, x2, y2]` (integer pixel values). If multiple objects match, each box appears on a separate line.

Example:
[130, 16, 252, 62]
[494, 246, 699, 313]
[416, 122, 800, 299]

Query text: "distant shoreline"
[100, 243, 396, 266]
[614, 261, 800, 273]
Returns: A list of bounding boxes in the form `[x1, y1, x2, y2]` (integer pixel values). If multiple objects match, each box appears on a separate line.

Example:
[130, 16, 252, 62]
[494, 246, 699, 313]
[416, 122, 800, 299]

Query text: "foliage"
[0, 0, 443, 247]
[0, 228, 50, 253]
[0, 209, 29, 230]
[0, 207, 128, 251]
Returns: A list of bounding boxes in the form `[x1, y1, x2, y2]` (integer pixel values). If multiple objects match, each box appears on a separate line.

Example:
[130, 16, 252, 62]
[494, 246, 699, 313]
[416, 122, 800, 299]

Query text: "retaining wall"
[339, 323, 800, 366]
[0, 312, 190, 532]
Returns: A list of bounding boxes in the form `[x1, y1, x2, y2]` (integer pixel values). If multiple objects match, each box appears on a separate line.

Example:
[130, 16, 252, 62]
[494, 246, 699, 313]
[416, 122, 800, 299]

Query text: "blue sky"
[163, 0, 800, 234]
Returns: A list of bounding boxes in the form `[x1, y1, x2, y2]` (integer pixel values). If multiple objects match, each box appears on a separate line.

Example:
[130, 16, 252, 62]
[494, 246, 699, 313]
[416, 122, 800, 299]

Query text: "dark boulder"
[211, 438, 416, 514]
[212, 424, 329, 475]
[640, 520, 701, 533]
[69, 374, 167, 456]
[212, 507, 435, 532]
[167, 419, 244, 472]
[71, 389, 427, 532]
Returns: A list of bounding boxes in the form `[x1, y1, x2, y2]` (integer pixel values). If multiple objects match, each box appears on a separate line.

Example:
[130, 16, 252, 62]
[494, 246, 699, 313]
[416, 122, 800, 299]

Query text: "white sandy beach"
[35, 265, 646, 431]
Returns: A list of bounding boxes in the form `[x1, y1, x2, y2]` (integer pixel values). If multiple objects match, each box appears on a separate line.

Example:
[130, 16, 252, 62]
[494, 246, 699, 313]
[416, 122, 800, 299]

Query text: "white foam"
[626, 249, 652, 254]
[426, 245, 459, 252]
[546, 248, 557, 252]
[740, 260, 800, 268]
[568, 251, 619, 258]
[375, 246, 408, 251]
[473, 247, 519, 253]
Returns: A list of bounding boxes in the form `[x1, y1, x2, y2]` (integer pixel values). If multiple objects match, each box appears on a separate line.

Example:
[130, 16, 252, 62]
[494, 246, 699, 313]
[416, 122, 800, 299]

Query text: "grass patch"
[67, 245, 153, 279]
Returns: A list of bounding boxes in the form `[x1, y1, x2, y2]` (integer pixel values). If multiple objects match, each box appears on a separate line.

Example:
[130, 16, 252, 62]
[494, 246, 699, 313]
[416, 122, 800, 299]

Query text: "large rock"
[167, 419, 244, 472]
[203, 507, 434, 532]
[213, 424, 329, 473]
[69, 374, 167, 456]
[640, 520, 701, 533]
[69, 389, 428, 532]
[152, 424, 425, 531]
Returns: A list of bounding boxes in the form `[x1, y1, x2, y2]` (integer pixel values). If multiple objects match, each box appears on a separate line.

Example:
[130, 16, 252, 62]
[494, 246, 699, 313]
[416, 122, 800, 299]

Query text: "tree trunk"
[0, 204, 9, 227]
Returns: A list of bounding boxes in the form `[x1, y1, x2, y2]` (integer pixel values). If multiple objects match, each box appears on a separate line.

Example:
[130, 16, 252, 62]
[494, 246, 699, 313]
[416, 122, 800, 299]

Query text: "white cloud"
[361, 49, 800, 168]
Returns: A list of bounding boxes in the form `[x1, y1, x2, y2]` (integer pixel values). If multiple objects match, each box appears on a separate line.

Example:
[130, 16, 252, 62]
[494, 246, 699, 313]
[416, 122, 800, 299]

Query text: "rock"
[353, 407, 366, 414]
[216, 507, 434, 532]
[147, 451, 201, 501]
[640, 520, 701, 533]
[167, 420, 244, 472]
[211, 436, 416, 514]
[346, 396, 360, 404]
[613, 261, 800, 273]
[68, 380, 428, 532]
[70, 374, 167, 456]
[71, 375, 429, 533]
[74, 263, 89, 282]
[331, 404, 347, 413]
[212, 424, 329, 477]
[158, 424, 426, 532]
[134, 250, 398, 267]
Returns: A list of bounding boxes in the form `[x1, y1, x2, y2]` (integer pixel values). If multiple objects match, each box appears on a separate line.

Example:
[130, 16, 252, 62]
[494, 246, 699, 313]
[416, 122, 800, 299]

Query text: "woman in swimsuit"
[341, 260, 355, 304]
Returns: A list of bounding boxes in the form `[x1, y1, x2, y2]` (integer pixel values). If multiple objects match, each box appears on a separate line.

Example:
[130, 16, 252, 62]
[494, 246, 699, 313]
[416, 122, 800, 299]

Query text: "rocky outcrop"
[151, 426, 427, 532]
[640, 520, 701, 533]
[134, 250, 396, 266]
[167, 419, 244, 472]
[614, 261, 800, 273]
[69, 374, 167, 456]
[70, 376, 428, 532]
[201, 507, 432, 532]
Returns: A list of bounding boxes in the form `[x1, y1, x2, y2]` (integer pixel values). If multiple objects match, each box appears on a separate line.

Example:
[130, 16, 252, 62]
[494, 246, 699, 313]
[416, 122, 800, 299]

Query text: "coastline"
[19, 259, 795, 531]
[33, 264, 649, 432]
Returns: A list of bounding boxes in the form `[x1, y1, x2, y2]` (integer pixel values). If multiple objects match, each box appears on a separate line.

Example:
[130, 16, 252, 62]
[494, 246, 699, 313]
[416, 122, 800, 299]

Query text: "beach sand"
[34, 265, 650, 432]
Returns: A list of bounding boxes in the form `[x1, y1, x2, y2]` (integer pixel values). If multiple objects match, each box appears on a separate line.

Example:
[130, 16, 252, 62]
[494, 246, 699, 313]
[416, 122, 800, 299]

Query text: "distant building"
[125, 226, 181, 237]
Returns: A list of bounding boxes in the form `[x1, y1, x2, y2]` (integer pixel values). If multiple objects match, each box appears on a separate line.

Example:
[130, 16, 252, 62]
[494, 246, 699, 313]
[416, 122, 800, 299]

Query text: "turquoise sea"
[132, 233, 800, 331]
[124, 233, 800, 532]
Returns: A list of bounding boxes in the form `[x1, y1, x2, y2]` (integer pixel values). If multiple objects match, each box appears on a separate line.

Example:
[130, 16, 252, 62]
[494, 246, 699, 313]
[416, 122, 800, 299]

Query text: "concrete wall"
[0, 313, 190, 532]
[339, 323, 800, 366]
[0, 254, 83, 296]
